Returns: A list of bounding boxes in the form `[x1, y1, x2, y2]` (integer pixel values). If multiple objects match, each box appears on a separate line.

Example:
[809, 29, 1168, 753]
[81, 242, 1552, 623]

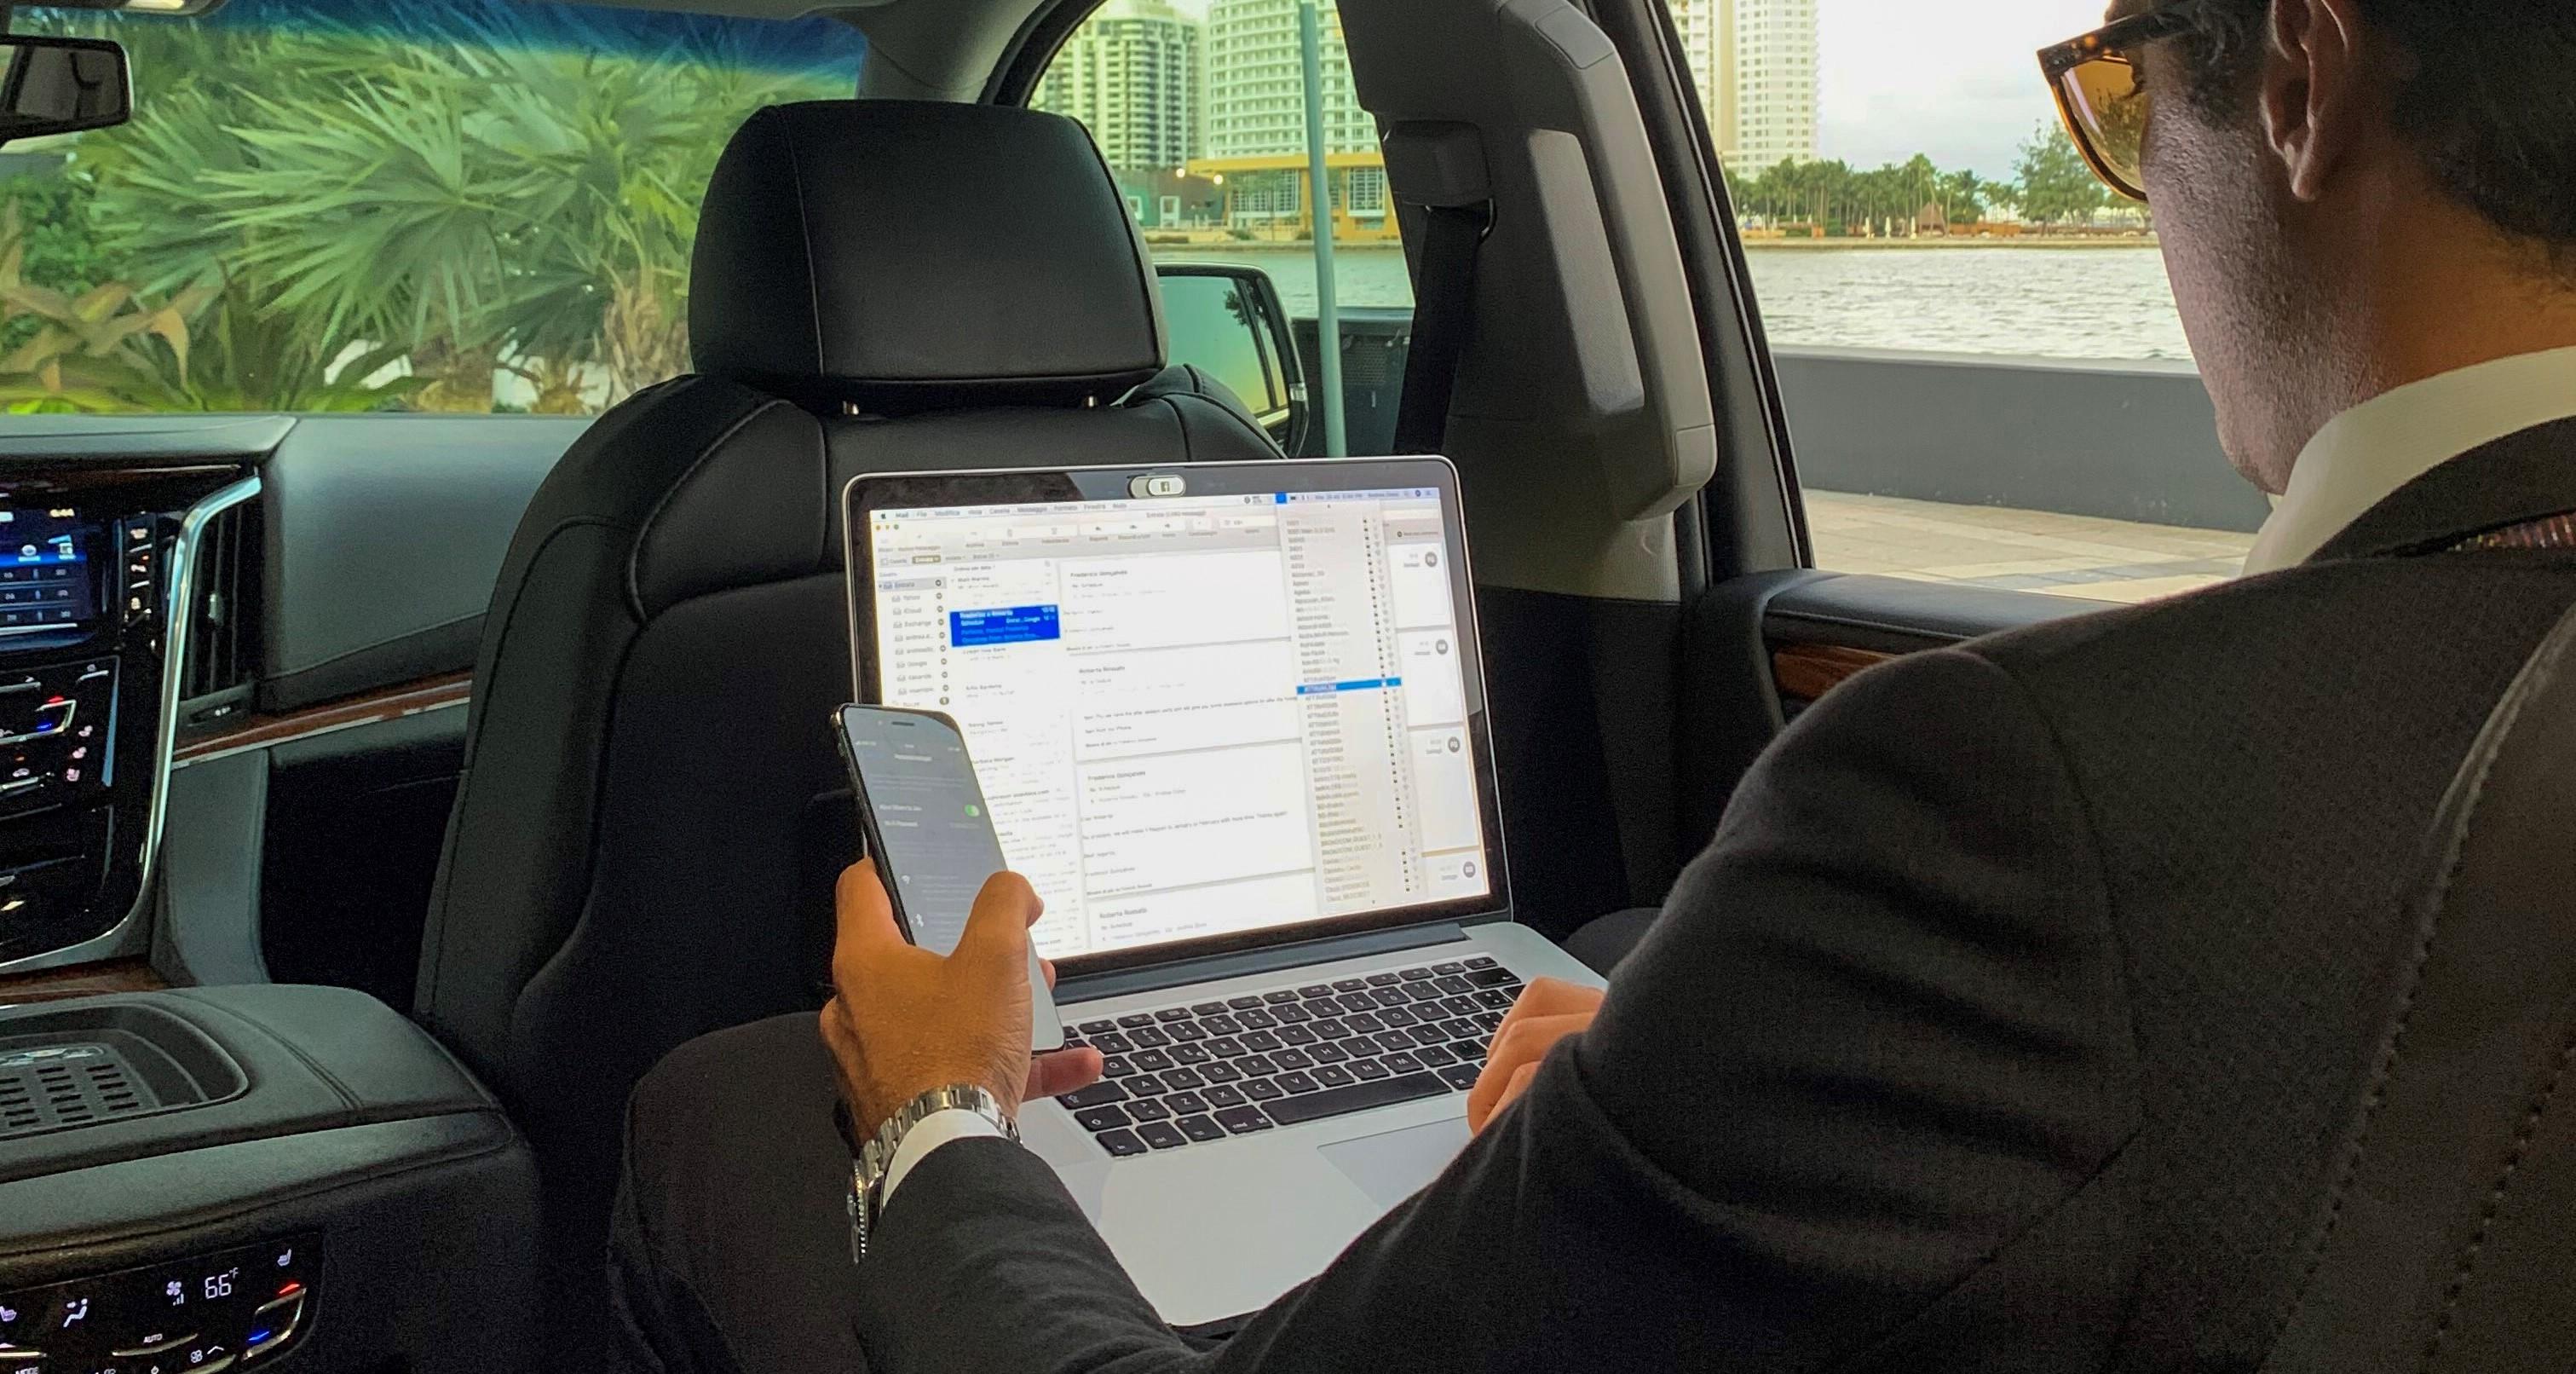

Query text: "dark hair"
[2179, 0, 2576, 263]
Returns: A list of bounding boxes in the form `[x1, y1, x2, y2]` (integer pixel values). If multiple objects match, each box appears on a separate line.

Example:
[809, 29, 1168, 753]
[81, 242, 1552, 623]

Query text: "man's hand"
[1465, 977, 1605, 1134]
[818, 859, 1104, 1139]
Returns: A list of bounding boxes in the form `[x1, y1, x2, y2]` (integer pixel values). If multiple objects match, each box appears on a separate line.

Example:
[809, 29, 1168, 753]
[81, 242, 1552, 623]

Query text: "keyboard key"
[1399, 967, 1436, 981]
[1441, 995, 1480, 1018]
[1465, 967, 1519, 988]
[1241, 1030, 1282, 1053]
[1264, 990, 1300, 1005]
[1130, 1026, 1171, 1048]
[1438, 1064, 1484, 1092]
[1097, 1129, 1148, 1157]
[1261, 1071, 1446, 1127]
[1434, 975, 1474, 996]
[1243, 1077, 1284, 1101]
[1271, 1048, 1313, 1071]
[1351, 1058, 1391, 1081]
[1372, 1031, 1414, 1055]
[1409, 1025, 1449, 1048]
[1057, 1082, 1128, 1109]
[1344, 1012, 1385, 1034]
[1228, 995, 1265, 1009]
[1313, 1064, 1355, 1088]
[1127, 1074, 1168, 1096]
[1450, 1042, 1485, 1064]
[1119, 1012, 1158, 1028]
[1366, 973, 1402, 987]
[1207, 1036, 1247, 1059]
[1474, 990, 1517, 1010]
[1164, 1067, 1206, 1091]
[1380, 1007, 1420, 1029]
[1431, 961, 1467, 976]
[1063, 1036, 1086, 1049]
[1237, 1054, 1279, 1077]
[1474, 1010, 1507, 1030]
[1465, 956, 1498, 970]
[1075, 1105, 1132, 1132]
[1383, 1052, 1426, 1074]
[1202, 1013, 1243, 1036]
[1128, 1097, 1173, 1123]
[1103, 1056, 1137, 1077]
[1274, 1003, 1313, 1025]
[1371, 988, 1410, 1008]
[1202, 1061, 1245, 1084]
[1167, 1091, 1210, 1115]
[1172, 1043, 1213, 1066]
[1190, 1001, 1228, 1017]
[1337, 994, 1377, 1016]
[1299, 984, 1335, 999]
[1178, 1114, 1225, 1143]
[1415, 1045, 1457, 1068]
[1277, 1024, 1318, 1047]
[1217, 1106, 1272, 1134]
[1309, 1041, 1351, 1065]
[1133, 1050, 1173, 1071]
[1236, 1008, 1279, 1030]
[1333, 977, 1369, 992]
[1311, 1017, 1350, 1040]
[1169, 1022, 1207, 1042]
[1092, 1032, 1133, 1054]
[1404, 984, 1443, 1003]
[1276, 1071, 1320, 1094]
[1203, 1083, 1247, 1108]
[1438, 1019, 1478, 1042]
[1155, 1007, 1195, 1023]
[1138, 1121, 1187, 1150]
[1079, 1019, 1118, 1036]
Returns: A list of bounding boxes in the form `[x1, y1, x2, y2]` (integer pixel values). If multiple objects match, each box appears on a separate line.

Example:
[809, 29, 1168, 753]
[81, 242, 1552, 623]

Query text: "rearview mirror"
[0, 36, 130, 147]
[1155, 263, 1307, 455]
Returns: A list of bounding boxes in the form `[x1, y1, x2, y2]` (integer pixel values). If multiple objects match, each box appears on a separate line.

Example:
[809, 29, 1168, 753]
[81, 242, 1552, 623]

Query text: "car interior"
[0, 0, 2567, 1368]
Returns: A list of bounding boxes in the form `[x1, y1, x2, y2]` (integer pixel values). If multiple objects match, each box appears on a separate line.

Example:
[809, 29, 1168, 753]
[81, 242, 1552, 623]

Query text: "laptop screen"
[865, 482, 1495, 963]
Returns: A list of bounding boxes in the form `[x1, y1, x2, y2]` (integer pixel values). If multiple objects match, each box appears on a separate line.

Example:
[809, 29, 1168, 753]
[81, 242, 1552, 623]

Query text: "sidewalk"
[1804, 491, 2257, 605]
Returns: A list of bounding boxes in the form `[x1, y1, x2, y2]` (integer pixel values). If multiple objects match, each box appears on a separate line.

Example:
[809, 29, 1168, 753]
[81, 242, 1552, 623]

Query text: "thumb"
[958, 870, 1041, 974]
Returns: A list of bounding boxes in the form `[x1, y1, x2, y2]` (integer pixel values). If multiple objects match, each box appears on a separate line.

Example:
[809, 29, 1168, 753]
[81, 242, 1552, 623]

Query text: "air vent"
[181, 499, 261, 716]
[0, 1042, 160, 1139]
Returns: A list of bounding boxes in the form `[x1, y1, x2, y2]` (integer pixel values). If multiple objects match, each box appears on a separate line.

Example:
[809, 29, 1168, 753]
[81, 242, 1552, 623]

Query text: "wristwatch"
[844, 1083, 1019, 1261]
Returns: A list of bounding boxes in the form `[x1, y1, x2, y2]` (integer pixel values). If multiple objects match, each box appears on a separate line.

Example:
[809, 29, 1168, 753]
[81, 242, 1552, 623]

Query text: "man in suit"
[612, 0, 2576, 1367]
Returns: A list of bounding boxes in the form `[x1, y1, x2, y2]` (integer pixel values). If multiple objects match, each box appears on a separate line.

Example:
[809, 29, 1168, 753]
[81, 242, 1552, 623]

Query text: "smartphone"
[835, 705, 1066, 1053]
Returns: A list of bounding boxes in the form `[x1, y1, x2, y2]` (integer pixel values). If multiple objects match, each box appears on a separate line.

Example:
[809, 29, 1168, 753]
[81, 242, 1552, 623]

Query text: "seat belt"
[1393, 199, 1491, 456]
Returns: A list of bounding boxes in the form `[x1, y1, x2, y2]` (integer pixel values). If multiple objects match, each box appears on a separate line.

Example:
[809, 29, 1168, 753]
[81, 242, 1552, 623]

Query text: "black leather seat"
[414, 100, 1281, 1350]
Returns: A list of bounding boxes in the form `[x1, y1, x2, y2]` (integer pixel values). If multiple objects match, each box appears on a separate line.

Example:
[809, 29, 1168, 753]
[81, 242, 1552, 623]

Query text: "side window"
[1672, 0, 2250, 603]
[0, 1, 863, 422]
[1034, 0, 1410, 456]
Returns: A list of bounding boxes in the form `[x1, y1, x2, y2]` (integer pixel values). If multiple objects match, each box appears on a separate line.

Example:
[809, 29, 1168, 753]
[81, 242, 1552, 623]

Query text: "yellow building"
[1186, 151, 1399, 242]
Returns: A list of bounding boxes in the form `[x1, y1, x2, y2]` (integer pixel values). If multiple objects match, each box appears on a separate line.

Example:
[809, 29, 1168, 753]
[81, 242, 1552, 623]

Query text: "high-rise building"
[1032, 0, 1202, 171]
[1663, 0, 1738, 159]
[1727, 0, 1818, 169]
[1195, 0, 1390, 238]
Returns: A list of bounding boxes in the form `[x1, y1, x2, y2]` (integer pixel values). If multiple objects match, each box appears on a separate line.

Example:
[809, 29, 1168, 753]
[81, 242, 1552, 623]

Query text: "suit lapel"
[2309, 416, 2576, 563]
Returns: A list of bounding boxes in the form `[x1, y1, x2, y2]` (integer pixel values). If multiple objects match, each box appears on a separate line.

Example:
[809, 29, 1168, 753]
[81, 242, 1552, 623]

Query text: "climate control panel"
[0, 1234, 318, 1372]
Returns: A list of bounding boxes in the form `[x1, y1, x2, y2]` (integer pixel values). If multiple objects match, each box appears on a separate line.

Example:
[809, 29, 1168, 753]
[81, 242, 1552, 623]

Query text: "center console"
[0, 467, 255, 971]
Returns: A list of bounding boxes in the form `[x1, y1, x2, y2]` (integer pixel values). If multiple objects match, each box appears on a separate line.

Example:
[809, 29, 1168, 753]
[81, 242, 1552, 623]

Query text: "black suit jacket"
[853, 419, 2576, 1371]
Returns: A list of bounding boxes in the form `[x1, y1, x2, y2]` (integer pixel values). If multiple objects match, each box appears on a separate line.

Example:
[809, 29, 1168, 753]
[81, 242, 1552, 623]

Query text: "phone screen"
[838, 707, 1065, 1050]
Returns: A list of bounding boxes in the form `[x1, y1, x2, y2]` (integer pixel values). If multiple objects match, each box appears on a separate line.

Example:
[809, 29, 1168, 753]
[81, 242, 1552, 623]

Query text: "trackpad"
[1318, 1117, 1472, 1208]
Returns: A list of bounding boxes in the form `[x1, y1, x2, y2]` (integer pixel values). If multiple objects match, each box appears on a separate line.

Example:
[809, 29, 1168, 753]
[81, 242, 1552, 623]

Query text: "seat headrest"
[689, 101, 1167, 411]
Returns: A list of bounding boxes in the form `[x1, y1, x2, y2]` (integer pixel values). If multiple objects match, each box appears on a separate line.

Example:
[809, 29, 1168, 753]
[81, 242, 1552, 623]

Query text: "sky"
[1817, 0, 2119, 177]
[1159, 0, 2115, 180]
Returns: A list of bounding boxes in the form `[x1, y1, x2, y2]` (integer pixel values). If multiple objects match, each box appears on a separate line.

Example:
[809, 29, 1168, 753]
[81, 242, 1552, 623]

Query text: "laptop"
[844, 457, 1607, 1325]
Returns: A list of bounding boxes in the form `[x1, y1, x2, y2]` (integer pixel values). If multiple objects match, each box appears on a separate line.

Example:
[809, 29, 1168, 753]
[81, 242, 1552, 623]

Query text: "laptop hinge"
[1055, 923, 1475, 1007]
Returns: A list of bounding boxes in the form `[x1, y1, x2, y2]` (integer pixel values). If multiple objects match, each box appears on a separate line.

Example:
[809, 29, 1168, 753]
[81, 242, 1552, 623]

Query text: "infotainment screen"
[0, 507, 95, 633]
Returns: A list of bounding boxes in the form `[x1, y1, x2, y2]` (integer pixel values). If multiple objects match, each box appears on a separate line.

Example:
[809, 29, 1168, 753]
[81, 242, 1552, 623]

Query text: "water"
[1155, 242, 2193, 363]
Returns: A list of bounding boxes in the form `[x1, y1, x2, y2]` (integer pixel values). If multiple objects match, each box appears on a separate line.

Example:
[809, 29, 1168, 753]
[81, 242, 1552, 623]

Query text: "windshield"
[3, 0, 865, 418]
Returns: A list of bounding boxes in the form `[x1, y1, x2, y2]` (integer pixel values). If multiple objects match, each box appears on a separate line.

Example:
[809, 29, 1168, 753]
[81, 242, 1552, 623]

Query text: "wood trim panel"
[0, 959, 165, 1005]
[174, 671, 473, 765]
[1772, 644, 1896, 705]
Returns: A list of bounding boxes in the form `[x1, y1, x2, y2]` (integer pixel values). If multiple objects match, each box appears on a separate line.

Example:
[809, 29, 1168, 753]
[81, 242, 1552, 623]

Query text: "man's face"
[2129, 5, 2328, 494]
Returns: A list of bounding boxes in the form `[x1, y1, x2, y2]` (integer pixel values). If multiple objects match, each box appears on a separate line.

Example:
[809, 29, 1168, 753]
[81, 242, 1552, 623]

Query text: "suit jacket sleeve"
[854, 648, 2145, 1372]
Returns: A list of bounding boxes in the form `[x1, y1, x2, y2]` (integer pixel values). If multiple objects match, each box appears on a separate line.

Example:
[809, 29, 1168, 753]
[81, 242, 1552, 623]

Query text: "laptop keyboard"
[1053, 956, 1525, 1157]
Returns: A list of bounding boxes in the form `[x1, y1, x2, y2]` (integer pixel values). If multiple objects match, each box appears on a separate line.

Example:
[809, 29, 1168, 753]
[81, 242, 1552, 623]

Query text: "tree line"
[1721, 123, 2129, 234]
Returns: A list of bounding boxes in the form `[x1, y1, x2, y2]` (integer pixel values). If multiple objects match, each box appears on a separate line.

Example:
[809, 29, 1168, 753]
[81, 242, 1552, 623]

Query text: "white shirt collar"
[2241, 345, 2576, 574]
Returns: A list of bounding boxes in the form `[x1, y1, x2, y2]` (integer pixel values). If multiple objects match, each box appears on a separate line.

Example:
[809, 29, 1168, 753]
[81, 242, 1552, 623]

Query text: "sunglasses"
[2037, 3, 2206, 203]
